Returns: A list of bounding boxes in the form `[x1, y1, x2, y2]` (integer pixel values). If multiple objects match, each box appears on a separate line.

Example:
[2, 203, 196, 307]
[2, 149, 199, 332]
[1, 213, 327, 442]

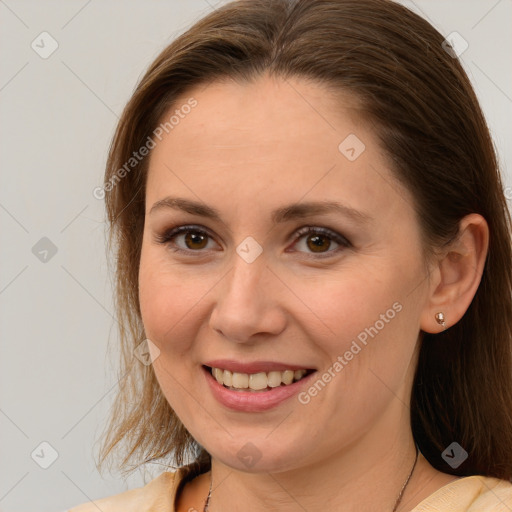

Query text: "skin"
[138, 74, 489, 511]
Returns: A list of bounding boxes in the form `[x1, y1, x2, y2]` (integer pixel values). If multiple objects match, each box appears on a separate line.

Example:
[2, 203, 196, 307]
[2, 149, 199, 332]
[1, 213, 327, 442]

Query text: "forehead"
[153, 75, 365, 156]
[145, 75, 409, 225]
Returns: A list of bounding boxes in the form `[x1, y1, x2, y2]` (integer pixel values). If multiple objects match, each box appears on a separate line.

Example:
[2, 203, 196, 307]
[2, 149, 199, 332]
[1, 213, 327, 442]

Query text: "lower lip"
[203, 366, 316, 412]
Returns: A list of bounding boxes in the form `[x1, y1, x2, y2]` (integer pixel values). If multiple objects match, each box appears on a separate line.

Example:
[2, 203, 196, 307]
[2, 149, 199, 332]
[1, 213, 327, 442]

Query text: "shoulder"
[67, 471, 179, 512]
[412, 475, 512, 511]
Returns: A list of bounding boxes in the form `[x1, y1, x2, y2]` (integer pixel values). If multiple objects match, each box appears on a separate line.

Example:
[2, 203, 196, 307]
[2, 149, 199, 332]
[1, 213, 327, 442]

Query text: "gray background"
[0, 1, 510, 511]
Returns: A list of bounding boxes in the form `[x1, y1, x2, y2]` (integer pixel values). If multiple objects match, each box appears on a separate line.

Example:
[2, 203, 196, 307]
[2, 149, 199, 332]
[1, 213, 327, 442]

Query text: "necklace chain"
[203, 446, 419, 512]
[203, 477, 212, 512]
[391, 446, 419, 512]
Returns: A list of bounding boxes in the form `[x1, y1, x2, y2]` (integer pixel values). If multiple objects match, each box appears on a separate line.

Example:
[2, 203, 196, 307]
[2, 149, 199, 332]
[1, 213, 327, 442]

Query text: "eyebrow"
[149, 196, 372, 225]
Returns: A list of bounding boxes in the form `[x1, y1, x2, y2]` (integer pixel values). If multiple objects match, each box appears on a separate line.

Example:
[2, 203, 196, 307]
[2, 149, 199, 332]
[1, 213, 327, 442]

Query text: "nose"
[209, 251, 287, 344]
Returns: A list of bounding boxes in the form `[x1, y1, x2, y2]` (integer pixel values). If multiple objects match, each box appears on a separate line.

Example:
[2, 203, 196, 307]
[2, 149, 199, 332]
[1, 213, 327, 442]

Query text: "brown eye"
[305, 234, 332, 253]
[183, 231, 209, 250]
[155, 225, 219, 253]
[291, 226, 350, 257]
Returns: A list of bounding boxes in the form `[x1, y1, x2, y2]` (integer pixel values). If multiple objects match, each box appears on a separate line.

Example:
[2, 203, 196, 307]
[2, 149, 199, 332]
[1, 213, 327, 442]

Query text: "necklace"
[203, 446, 419, 512]
[203, 477, 212, 512]
[391, 446, 419, 512]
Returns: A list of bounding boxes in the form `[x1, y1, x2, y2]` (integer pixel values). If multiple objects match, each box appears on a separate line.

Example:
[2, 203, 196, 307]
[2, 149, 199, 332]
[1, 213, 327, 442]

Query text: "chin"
[203, 433, 312, 474]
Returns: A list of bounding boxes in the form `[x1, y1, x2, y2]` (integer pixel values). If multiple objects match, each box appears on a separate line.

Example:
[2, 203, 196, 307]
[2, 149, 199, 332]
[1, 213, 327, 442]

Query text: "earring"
[435, 312, 446, 329]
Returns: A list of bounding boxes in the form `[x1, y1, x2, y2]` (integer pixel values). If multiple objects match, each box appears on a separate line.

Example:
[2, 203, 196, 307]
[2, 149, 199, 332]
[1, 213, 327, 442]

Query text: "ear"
[420, 213, 489, 333]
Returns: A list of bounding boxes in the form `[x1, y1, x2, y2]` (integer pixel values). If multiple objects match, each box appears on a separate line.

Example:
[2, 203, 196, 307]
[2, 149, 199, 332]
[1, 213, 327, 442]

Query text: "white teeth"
[223, 369, 232, 387]
[282, 370, 294, 385]
[267, 371, 282, 388]
[210, 367, 309, 391]
[213, 367, 223, 384]
[249, 372, 268, 390]
[232, 372, 249, 388]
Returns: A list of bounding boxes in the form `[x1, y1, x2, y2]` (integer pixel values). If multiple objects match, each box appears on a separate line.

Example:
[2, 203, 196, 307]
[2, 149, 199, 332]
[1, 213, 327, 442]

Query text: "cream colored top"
[68, 469, 512, 511]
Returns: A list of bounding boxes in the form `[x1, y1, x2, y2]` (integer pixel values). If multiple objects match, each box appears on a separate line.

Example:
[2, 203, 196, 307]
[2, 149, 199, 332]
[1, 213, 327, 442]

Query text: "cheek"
[292, 258, 421, 392]
[138, 248, 207, 416]
[139, 247, 184, 345]
[138, 245, 217, 352]
[291, 264, 403, 342]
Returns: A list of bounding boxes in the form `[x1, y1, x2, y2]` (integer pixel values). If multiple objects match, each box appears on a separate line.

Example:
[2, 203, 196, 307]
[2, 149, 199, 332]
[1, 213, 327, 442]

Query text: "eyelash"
[154, 224, 351, 259]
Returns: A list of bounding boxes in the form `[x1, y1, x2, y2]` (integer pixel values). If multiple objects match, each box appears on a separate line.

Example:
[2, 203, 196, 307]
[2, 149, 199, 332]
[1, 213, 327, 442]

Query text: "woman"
[70, 0, 512, 510]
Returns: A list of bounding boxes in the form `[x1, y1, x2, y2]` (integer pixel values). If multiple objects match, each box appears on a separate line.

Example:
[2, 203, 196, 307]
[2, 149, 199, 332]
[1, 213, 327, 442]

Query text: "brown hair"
[97, 0, 512, 480]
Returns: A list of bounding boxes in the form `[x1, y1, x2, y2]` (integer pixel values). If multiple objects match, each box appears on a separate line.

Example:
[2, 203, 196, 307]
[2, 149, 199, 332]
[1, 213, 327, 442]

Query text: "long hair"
[97, 0, 512, 480]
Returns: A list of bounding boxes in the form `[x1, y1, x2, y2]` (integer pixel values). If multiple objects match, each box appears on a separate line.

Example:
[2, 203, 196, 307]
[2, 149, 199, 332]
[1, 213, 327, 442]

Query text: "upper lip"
[204, 360, 315, 374]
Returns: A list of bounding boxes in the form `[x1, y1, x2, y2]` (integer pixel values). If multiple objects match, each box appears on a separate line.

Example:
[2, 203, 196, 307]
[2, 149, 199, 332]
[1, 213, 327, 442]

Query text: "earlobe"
[421, 309, 449, 334]
[434, 312, 447, 330]
[420, 213, 489, 334]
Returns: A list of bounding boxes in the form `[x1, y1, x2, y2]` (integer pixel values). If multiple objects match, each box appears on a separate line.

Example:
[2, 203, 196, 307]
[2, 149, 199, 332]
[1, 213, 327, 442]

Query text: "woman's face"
[139, 75, 432, 473]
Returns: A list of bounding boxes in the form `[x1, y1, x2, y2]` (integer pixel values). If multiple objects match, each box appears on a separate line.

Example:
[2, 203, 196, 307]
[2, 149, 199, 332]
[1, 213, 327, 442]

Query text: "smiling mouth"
[206, 366, 315, 392]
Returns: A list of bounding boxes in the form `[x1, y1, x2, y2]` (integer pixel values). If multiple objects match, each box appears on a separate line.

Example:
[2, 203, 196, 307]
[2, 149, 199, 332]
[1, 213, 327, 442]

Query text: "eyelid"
[154, 224, 220, 252]
[287, 225, 351, 257]
[154, 224, 351, 256]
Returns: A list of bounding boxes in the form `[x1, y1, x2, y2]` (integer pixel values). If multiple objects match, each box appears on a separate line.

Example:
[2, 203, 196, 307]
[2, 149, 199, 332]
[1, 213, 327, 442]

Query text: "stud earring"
[435, 312, 446, 329]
